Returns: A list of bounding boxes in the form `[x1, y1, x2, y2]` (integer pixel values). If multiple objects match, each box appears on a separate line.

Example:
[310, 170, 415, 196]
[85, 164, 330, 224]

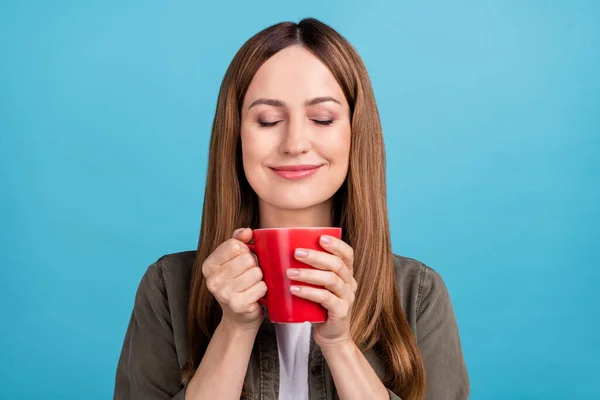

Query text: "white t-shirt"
[275, 322, 312, 400]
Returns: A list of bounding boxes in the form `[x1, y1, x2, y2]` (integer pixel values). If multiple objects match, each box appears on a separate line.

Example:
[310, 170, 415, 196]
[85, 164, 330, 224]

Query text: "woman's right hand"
[202, 228, 267, 331]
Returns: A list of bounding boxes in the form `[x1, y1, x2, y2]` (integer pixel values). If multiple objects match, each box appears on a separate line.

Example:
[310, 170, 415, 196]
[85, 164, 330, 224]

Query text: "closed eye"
[258, 120, 282, 128]
[258, 119, 334, 127]
[312, 119, 334, 126]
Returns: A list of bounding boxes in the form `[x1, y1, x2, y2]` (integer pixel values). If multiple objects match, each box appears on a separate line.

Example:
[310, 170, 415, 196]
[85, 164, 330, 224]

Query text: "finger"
[286, 268, 349, 299]
[319, 235, 354, 272]
[294, 249, 353, 285]
[221, 251, 256, 278]
[204, 238, 249, 276]
[233, 227, 254, 244]
[232, 266, 263, 292]
[239, 280, 268, 305]
[290, 285, 349, 318]
[232, 227, 258, 266]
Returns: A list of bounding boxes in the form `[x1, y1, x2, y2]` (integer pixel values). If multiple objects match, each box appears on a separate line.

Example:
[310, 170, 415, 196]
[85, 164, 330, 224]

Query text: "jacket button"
[310, 365, 322, 375]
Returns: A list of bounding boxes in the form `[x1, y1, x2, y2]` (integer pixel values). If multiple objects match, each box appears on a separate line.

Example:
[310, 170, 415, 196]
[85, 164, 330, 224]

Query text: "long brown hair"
[183, 18, 426, 399]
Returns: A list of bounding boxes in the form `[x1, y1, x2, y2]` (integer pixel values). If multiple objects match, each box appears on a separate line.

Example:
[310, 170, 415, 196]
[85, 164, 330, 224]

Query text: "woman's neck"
[258, 199, 334, 228]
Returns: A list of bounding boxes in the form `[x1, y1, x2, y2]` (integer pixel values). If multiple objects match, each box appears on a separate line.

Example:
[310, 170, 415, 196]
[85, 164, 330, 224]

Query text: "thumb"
[233, 227, 253, 244]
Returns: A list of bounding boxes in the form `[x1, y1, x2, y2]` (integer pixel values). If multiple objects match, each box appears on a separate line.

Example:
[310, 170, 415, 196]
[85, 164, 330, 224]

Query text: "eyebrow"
[248, 96, 341, 110]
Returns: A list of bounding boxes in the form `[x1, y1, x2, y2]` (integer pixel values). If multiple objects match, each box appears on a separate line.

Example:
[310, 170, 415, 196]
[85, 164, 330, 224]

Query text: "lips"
[270, 164, 322, 180]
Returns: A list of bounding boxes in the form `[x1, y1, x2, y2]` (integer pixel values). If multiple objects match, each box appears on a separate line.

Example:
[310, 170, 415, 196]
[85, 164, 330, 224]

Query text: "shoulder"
[134, 251, 196, 315]
[130, 251, 196, 359]
[391, 254, 450, 332]
[153, 250, 197, 289]
[117, 252, 197, 390]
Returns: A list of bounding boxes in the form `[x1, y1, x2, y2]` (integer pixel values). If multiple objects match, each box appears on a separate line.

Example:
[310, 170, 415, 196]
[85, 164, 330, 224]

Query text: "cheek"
[241, 121, 283, 155]
[241, 136, 260, 171]
[325, 123, 351, 164]
[240, 127, 274, 178]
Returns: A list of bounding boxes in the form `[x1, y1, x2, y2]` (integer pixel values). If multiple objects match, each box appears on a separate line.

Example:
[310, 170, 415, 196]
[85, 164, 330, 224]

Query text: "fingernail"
[287, 269, 300, 277]
[290, 285, 300, 293]
[295, 249, 308, 258]
[320, 235, 332, 244]
[233, 228, 244, 236]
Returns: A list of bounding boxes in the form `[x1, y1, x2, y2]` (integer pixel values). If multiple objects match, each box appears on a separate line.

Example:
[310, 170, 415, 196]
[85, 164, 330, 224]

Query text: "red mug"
[247, 227, 342, 323]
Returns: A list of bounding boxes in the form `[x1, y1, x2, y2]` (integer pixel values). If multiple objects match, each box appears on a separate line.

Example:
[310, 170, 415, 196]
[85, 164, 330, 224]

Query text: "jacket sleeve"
[416, 266, 470, 399]
[114, 263, 187, 400]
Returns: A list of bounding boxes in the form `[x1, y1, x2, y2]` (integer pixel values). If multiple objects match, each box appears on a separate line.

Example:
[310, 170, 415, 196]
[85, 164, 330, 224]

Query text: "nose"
[280, 117, 311, 156]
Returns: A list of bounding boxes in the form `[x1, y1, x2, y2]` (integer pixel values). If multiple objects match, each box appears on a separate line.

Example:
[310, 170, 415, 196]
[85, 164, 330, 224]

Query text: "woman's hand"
[202, 228, 267, 332]
[287, 234, 357, 348]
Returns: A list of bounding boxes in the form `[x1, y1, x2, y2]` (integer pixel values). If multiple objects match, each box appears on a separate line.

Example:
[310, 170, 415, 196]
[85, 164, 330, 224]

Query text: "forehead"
[243, 45, 347, 107]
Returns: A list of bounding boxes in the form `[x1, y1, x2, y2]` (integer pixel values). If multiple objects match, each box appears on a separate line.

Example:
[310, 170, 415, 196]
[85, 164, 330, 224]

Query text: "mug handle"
[246, 244, 267, 307]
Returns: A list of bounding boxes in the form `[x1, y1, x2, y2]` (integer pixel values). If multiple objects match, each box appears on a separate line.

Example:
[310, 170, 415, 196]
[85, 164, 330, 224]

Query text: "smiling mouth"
[269, 164, 323, 180]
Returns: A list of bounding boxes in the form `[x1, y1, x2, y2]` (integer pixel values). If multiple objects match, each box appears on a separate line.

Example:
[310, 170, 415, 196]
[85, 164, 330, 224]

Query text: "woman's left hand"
[287, 234, 357, 348]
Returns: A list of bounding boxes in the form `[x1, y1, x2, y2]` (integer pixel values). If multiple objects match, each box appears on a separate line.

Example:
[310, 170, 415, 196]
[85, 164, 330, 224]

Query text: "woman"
[114, 18, 469, 400]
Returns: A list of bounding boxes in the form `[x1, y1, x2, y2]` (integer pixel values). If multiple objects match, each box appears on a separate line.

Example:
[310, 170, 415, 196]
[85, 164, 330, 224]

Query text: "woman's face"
[240, 45, 351, 214]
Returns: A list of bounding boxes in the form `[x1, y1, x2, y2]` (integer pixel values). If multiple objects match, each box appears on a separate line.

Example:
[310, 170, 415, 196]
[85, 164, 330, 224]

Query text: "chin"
[261, 187, 335, 211]
[270, 195, 330, 211]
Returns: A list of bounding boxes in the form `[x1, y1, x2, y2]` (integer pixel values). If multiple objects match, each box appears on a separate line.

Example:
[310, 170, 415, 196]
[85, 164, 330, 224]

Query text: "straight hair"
[182, 18, 426, 400]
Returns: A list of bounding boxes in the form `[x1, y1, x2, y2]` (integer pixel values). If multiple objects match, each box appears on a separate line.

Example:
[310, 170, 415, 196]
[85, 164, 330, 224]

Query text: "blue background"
[1, 1, 598, 398]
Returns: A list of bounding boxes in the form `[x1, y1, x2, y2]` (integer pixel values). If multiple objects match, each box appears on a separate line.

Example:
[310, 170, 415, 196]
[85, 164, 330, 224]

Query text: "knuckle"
[247, 302, 257, 313]
[221, 288, 232, 302]
[325, 274, 337, 287]
[242, 269, 257, 285]
[228, 239, 242, 253]
[236, 252, 250, 267]
[349, 289, 356, 302]
[335, 258, 345, 273]
[244, 253, 256, 266]
[205, 279, 215, 293]
[258, 281, 268, 292]
[201, 262, 211, 278]
[211, 275, 223, 289]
